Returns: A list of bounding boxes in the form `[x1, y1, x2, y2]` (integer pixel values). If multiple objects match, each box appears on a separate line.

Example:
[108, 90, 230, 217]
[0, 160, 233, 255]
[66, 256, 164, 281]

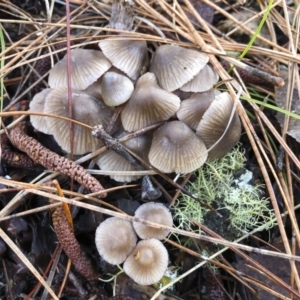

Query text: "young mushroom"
[83, 66, 128, 100]
[148, 121, 208, 173]
[149, 44, 209, 92]
[43, 87, 113, 154]
[101, 72, 134, 106]
[99, 39, 149, 81]
[196, 92, 241, 160]
[121, 72, 181, 132]
[48, 48, 112, 90]
[95, 217, 137, 265]
[123, 239, 168, 285]
[133, 202, 173, 240]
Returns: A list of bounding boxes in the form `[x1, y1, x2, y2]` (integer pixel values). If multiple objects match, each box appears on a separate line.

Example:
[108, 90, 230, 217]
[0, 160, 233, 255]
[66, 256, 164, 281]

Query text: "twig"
[221, 60, 284, 87]
[0, 228, 59, 300]
[92, 124, 161, 199]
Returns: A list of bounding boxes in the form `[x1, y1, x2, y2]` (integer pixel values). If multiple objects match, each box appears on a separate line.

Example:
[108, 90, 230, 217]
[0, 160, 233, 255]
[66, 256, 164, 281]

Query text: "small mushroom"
[101, 72, 134, 106]
[148, 121, 208, 173]
[133, 202, 173, 240]
[123, 239, 168, 285]
[149, 44, 209, 92]
[95, 217, 137, 265]
[83, 66, 128, 100]
[44, 87, 113, 154]
[196, 92, 241, 160]
[29, 88, 53, 134]
[121, 72, 181, 132]
[96, 131, 152, 182]
[176, 90, 220, 130]
[180, 64, 219, 93]
[48, 49, 111, 90]
[99, 39, 149, 81]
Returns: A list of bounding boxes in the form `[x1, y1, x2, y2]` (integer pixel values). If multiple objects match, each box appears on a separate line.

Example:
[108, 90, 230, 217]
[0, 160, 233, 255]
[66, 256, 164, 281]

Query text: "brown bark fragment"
[9, 122, 106, 196]
[51, 203, 98, 279]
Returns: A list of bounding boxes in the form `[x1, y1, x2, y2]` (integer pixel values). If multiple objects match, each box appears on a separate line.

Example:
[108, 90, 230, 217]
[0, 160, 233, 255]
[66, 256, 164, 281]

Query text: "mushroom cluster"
[29, 41, 241, 180]
[95, 202, 173, 285]
[29, 48, 114, 154]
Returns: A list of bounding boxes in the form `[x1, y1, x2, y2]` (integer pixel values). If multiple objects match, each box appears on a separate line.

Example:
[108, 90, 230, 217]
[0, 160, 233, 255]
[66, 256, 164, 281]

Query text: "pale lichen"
[173, 144, 275, 238]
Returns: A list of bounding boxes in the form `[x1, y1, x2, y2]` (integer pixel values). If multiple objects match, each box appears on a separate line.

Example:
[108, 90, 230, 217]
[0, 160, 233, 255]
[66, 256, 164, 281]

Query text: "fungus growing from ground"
[95, 217, 137, 265]
[148, 121, 208, 173]
[121, 72, 181, 132]
[99, 39, 149, 81]
[48, 48, 111, 90]
[43, 87, 113, 154]
[196, 92, 241, 160]
[29, 88, 53, 134]
[149, 44, 209, 92]
[133, 202, 173, 240]
[96, 132, 152, 182]
[101, 72, 134, 106]
[123, 239, 168, 285]
[180, 64, 219, 93]
[176, 90, 220, 130]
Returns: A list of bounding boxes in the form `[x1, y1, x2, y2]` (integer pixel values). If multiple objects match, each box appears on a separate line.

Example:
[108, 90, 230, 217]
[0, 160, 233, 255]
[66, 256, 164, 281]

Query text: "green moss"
[173, 145, 275, 238]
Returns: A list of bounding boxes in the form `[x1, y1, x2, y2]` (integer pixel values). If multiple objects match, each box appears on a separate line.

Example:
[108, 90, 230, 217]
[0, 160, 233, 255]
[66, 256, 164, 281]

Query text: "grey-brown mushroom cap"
[95, 217, 137, 265]
[96, 150, 142, 182]
[121, 72, 181, 132]
[133, 202, 173, 240]
[99, 39, 149, 81]
[101, 72, 134, 106]
[180, 64, 219, 93]
[96, 132, 151, 182]
[176, 90, 220, 130]
[196, 92, 241, 161]
[29, 88, 53, 135]
[149, 44, 209, 92]
[44, 87, 113, 154]
[123, 239, 168, 285]
[48, 49, 112, 90]
[149, 121, 208, 173]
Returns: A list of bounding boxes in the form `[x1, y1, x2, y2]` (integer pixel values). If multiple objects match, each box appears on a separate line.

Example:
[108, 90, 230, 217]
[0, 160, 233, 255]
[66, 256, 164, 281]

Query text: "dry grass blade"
[0, 177, 298, 263]
[0, 228, 58, 300]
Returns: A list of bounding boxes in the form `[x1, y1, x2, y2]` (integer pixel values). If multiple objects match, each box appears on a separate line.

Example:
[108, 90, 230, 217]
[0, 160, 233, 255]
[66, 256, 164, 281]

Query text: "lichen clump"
[173, 145, 275, 238]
